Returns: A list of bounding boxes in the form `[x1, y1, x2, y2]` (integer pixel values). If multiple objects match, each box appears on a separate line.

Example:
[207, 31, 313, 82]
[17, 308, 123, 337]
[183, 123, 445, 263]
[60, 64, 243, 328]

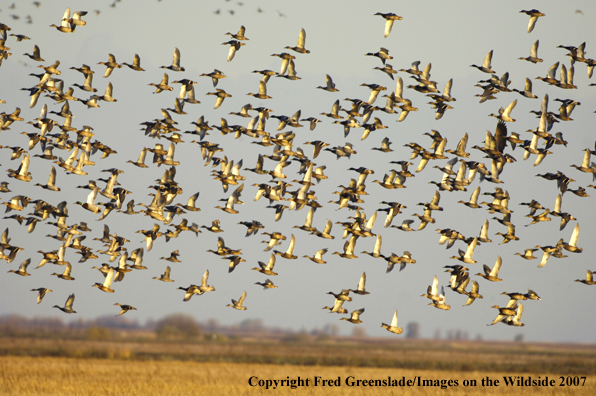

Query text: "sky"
[1, 0, 596, 343]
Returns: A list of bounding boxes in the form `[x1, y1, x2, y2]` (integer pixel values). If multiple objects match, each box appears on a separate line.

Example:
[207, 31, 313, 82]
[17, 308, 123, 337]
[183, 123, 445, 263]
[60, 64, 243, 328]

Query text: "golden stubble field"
[1, 356, 595, 396]
[1, 337, 595, 395]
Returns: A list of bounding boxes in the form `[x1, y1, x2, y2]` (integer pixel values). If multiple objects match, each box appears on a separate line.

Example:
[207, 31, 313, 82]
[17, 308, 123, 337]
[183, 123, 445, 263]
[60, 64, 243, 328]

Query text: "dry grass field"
[1, 337, 595, 395]
[1, 356, 595, 396]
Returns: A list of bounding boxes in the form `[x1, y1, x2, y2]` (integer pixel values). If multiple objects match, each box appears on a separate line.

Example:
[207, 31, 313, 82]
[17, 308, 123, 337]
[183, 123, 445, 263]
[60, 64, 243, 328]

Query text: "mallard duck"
[428, 284, 450, 310]
[489, 299, 518, 325]
[51, 262, 75, 281]
[161, 47, 185, 71]
[208, 236, 241, 256]
[225, 26, 249, 40]
[53, 294, 76, 313]
[470, 50, 495, 74]
[24, 44, 44, 62]
[99, 82, 117, 102]
[199, 269, 215, 293]
[222, 40, 245, 62]
[450, 237, 478, 264]
[215, 183, 243, 214]
[35, 166, 60, 191]
[489, 99, 517, 122]
[464, 280, 483, 306]
[238, 220, 264, 236]
[262, 231, 287, 251]
[502, 303, 524, 326]
[374, 12, 402, 38]
[92, 267, 115, 293]
[31, 287, 52, 304]
[207, 88, 232, 108]
[153, 266, 174, 282]
[201, 220, 223, 233]
[8, 258, 31, 276]
[372, 137, 393, 153]
[178, 285, 202, 301]
[49, 9, 78, 33]
[247, 81, 271, 100]
[365, 47, 392, 65]
[252, 254, 278, 276]
[340, 308, 364, 324]
[391, 219, 415, 232]
[149, 73, 173, 94]
[333, 235, 359, 259]
[123, 54, 145, 71]
[519, 40, 542, 63]
[536, 62, 560, 85]
[227, 290, 247, 310]
[7, 154, 32, 182]
[160, 250, 181, 263]
[476, 256, 503, 282]
[274, 234, 297, 259]
[98, 54, 121, 77]
[323, 298, 348, 314]
[75, 187, 100, 214]
[303, 248, 328, 264]
[255, 279, 277, 289]
[559, 223, 582, 253]
[311, 219, 334, 239]
[514, 248, 539, 260]
[575, 270, 596, 285]
[458, 186, 481, 208]
[422, 275, 443, 303]
[224, 255, 246, 273]
[201, 69, 227, 88]
[349, 272, 370, 295]
[72, 71, 96, 93]
[114, 303, 137, 316]
[361, 234, 384, 258]
[285, 28, 309, 54]
[381, 310, 402, 334]
[520, 9, 545, 33]
[317, 74, 339, 92]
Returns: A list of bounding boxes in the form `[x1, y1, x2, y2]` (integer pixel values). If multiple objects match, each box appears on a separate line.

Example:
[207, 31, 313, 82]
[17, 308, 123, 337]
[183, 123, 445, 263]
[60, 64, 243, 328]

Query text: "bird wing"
[314, 248, 327, 260]
[383, 19, 394, 38]
[87, 187, 99, 205]
[554, 194, 562, 213]
[480, 219, 489, 239]
[538, 251, 550, 268]
[352, 308, 364, 320]
[286, 234, 296, 254]
[265, 253, 276, 270]
[173, 47, 181, 67]
[373, 234, 382, 255]
[483, 50, 493, 69]
[490, 256, 502, 277]
[390, 310, 398, 327]
[297, 28, 307, 48]
[464, 237, 478, 260]
[569, 223, 580, 247]
[258, 81, 268, 96]
[61, 8, 72, 28]
[238, 290, 247, 305]
[201, 270, 210, 287]
[65, 293, 75, 310]
[103, 268, 115, 288]
[431, 275, 439, 296]
[357, 272, 366, 291]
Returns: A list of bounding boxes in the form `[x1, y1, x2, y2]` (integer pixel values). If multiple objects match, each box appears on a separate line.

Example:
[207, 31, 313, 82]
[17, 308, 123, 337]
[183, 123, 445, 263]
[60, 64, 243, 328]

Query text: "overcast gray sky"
[1, 0, 595, 343]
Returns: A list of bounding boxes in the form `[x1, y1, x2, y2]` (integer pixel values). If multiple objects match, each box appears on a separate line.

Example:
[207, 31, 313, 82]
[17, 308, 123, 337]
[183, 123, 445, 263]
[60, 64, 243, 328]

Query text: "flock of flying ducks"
[0, 5, 595, 337]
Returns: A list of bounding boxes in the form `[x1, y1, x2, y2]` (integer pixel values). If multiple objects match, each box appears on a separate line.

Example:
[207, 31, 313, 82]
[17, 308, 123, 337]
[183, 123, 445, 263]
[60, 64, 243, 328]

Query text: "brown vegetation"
[1, 336, 595, 376]
[0, 356, 594, 396]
